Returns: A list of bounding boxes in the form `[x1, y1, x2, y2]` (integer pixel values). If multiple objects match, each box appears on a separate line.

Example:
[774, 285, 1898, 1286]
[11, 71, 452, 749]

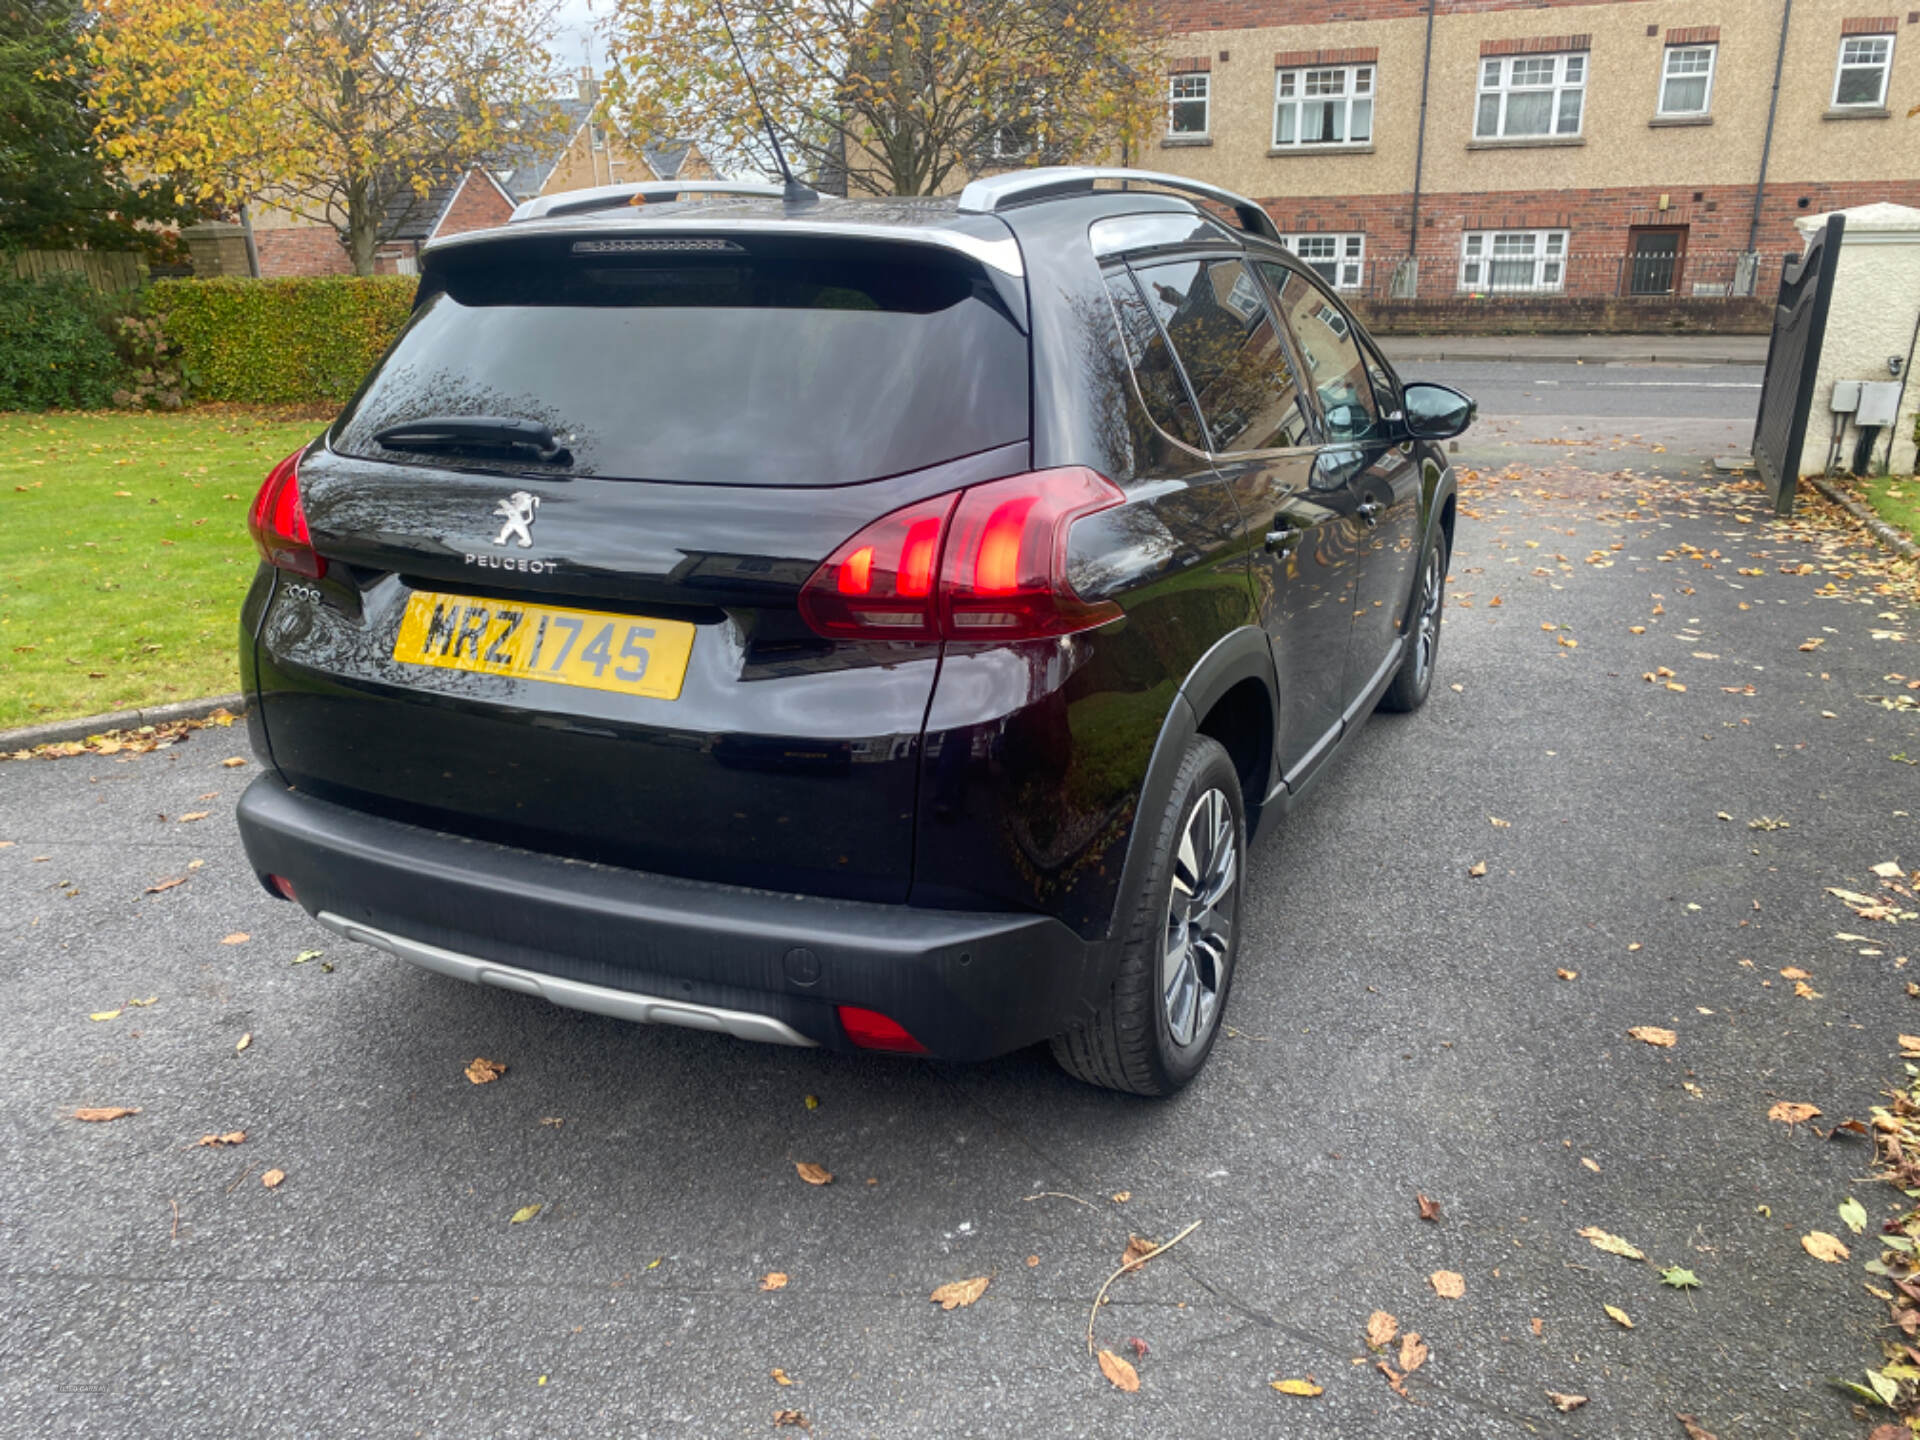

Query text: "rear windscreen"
[332, 243, 1030, 486]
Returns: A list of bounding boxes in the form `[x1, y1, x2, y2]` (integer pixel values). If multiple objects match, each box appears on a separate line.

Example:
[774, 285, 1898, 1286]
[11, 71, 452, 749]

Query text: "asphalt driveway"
[3, 383, 1917, 1438]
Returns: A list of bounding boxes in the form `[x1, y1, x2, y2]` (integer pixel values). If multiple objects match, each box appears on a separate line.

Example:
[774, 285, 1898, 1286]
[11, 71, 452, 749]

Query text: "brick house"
[1145, 0, 1920, 301]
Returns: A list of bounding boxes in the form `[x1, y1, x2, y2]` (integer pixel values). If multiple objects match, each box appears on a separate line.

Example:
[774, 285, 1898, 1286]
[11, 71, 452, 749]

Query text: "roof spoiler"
[510, 181, 787, 223]
[956, 167, 1280, 244]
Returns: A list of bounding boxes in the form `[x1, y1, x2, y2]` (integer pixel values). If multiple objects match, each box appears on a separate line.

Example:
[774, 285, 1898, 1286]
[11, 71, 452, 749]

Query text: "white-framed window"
[1282, 233, 1366, 290]
[1459, 230, 1569, 292]
[1659, 44, 1717, 115]
[1169, 73, 1210, 136]
[1475, 52, 1586, 138]
[1273, 64, 1374, 146]
[1833, 35, 1894, 109]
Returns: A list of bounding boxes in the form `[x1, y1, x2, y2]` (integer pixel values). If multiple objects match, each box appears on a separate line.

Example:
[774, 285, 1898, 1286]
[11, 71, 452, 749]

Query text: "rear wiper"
[373, 416, 572, 464]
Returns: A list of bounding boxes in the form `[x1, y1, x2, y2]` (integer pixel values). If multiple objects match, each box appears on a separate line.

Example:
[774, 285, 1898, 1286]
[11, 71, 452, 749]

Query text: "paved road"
[4, 366, 1917, 1438]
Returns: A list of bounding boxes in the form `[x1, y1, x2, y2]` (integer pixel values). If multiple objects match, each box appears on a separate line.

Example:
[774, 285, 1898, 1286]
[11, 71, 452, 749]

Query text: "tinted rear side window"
[333, 244, 1029, 487]
[1135, 258, 1312, 454]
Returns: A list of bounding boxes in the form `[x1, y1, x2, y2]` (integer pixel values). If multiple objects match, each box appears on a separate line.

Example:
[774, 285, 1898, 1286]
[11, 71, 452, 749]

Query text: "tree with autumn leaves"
[83, 0, 566, 275]
[597, 0, 1166, 198]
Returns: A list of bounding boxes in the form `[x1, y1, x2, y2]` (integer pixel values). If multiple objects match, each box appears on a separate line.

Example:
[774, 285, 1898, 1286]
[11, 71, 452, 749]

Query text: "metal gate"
[1753, 214, 1844, 516]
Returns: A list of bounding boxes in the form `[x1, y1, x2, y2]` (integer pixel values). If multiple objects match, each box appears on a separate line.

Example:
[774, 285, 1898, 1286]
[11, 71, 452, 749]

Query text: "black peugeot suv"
[234, 167, 1474, 1095]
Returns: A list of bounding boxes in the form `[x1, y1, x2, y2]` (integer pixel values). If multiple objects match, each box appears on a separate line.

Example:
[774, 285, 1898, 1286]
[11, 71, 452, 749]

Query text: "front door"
[1268, 268, 1420, 713]
[1627, 226, 1688, 296]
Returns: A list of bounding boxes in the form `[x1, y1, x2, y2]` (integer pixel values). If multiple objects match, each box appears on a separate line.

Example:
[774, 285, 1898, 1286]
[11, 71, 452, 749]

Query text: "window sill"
[1466, 135, 1586, 150]
[1266, 143, 1375, 157]
[1649, 113, 1713, 127]
[1823, 106, 1891, 120]
[1160, 135, 1213, 148]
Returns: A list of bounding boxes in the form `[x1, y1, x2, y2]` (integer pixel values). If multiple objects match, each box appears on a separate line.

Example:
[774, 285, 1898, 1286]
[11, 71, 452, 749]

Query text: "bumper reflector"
[265, 873, 297, 902]
[837, 1005, 927, 1054]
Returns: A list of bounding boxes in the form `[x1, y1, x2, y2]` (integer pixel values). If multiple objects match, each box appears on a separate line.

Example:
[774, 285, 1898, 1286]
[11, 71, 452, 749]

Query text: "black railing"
[1312, 249, 1786, 302]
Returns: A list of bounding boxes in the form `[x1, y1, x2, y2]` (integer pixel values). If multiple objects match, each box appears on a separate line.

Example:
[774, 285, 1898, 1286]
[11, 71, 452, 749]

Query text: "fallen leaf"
[1768, 1101, 1821, 1126]
[220, 932, 248, 945]
[1398, 1332, 1428, 1374]
[1366, 1310, 1399, 1347]
[1489, 816, 1510, 828]
[71, 1106, 139, 1123]
[1604, 1304, 1633, 1329]
[795, 1162, 833, 1186]
[1556, 968, 1579, 981]
[772, 1410, 808, 1429]
[235, 1032, 251, 1052]
[1429, 1271, 1464, 1299]
[144, 877, 187, 894]
[770, 1368, 793, 1387]
[1127, 1336, 1148, 1359]
[464, 1057, 506, 1085]
[803, 1094, 818, 1110]
[509, 1202, 541, 1223]
[1872, 862, 1904, 879]
[1121, 1234, 1156, 1270]
[1578, 1226, 1646, 1261]
[1468, 861, 1488, 878]
[292, 949, 322, 965]
[1026, 1255, 1039, 1267]
[1660, 1265, 1700, 1289]
[1629, 1026, 1677, 1047]
[1111, 1191, 1131, 1203]
[1096, 1349, 1139, 1392]
[1677, 1415, 1720, 1440]
[221, 756, 247, 768]
[1270, 1378, 1323, 1397]
[178, 811, 208, 823]
[262, 1168, 286, 1189]
[929, 1276, 988, 1310]
[195, 1131, 246, 1147]
[1377, 1361, 1409, 1399]
[1416, 1193, 1442, 1222]
[1840, 1197, 1868, 1235]
[1901, 1034, 1920, 1055]
[1795, 981, 1822, 1000]
[761, 1272, 789, 1291]
[88, 1009, 122, 1022]
[1801, 1231, 1849, 1263]
[1581, 1157, 1601, 1172]
[1547, 1392, 1589, 1412]
[1780, 967, 1810, 980]
[1530, 1317, 1544, 1336]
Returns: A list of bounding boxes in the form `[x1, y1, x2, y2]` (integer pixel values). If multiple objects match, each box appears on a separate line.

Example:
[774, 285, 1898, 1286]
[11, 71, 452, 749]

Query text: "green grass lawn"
[1863, 473, 1920, 545]
[0, 411, 324, 729]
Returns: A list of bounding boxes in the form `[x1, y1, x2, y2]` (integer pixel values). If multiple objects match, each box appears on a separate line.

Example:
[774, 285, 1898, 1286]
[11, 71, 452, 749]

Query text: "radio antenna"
[711, 0, 817, 207]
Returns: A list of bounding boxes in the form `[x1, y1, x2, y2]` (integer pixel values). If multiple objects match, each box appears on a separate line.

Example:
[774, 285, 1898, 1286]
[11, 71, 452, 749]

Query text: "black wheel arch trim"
[1097, 625, 1278, 950]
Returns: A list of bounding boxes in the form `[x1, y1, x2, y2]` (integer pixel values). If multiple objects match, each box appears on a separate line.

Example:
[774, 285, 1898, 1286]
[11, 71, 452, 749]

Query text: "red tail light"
[798, 468, 1124, 642]
[247, 446, 325, 578]
[837, 1005, 928, 1054]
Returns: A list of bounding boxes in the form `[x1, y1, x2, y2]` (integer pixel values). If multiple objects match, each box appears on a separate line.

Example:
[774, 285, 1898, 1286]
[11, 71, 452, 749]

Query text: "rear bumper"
[235, 775, 1108, 1060]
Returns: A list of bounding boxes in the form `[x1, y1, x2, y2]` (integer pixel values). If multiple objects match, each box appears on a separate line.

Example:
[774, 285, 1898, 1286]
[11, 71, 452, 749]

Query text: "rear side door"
[1265, 266, 1421, 711]
[1128, 254, 1358, 779]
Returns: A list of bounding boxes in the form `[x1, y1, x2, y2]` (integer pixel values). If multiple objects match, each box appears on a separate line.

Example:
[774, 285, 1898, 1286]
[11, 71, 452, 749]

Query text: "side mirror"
[1401, 382, 1477, 440]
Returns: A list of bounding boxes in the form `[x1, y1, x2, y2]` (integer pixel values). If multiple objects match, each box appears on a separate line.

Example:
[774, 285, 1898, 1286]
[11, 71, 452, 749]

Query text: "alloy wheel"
[1162, 787, 1237, 1049]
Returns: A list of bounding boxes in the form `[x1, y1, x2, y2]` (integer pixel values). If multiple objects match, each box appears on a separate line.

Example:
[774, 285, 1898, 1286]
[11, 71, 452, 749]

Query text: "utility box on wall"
[1793, 204, 1920, 480]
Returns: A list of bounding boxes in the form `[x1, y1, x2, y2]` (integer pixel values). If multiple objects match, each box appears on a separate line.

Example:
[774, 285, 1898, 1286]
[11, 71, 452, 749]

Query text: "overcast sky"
[552, 0, 601, 69]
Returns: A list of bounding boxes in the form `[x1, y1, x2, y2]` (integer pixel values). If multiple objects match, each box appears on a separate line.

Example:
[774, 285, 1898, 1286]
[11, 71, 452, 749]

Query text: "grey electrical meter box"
[1857, 381, 1904, 427]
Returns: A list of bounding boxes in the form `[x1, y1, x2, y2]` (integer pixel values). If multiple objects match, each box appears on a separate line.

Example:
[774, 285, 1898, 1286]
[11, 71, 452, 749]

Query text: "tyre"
[1051, 735, 1244, 1096]
[1378, 531, 1449, 714]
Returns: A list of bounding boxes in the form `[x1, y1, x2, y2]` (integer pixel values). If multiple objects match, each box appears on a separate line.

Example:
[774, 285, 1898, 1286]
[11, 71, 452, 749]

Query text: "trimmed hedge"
[0, 271, 126, 409]
[147, 276, 416, 405]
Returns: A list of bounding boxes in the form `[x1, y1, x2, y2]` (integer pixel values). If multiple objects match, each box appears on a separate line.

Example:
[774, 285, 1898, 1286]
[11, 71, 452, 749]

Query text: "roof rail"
[955, 167, 1280, 244]
[510, 181, 787, 223]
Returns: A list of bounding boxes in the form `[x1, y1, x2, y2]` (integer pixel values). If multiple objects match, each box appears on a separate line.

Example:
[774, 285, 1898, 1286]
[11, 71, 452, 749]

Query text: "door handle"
[1356, 500, 1384, 527]
[1264, 526, 1301, 554]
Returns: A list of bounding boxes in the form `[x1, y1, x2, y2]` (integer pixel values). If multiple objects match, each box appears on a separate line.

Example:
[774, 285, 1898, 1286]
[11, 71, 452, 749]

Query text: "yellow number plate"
[392, 591, 696, 701]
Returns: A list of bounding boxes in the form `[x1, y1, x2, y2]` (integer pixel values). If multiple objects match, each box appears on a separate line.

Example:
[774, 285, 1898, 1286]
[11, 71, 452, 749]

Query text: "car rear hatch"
[249, 218, 1031, 903]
